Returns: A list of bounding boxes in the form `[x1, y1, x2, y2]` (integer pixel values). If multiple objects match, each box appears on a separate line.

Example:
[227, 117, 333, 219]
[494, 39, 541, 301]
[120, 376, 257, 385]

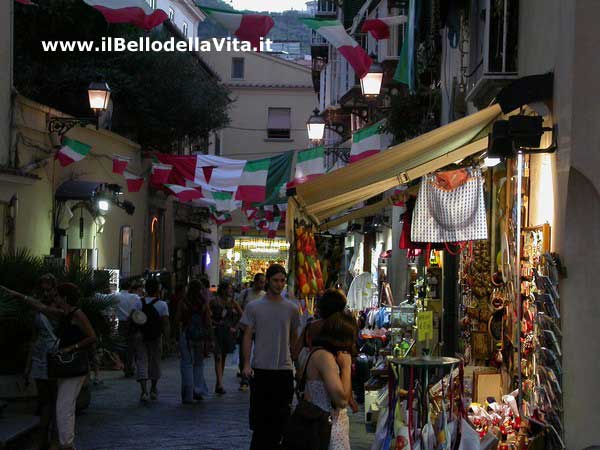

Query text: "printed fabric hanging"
[411, 168, 488, 243]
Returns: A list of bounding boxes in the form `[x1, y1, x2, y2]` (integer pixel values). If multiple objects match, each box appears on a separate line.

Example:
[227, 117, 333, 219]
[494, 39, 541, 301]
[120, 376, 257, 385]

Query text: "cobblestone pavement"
[76, 356, 374, 450]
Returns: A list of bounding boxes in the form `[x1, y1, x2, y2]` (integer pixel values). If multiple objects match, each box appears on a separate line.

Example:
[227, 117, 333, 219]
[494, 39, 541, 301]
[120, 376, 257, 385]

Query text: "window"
[267, 108, 291, 139]
[120, 226, 133, 277]
[168, 7, 174, 21]
[231, 57, 245, 79]
[182, 22, 188, 37]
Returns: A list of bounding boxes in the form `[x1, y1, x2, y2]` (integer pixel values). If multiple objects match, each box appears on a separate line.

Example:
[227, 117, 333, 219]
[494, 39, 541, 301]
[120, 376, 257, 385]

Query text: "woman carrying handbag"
[284, 311, 357, 450]
[1, 283, 96, 450]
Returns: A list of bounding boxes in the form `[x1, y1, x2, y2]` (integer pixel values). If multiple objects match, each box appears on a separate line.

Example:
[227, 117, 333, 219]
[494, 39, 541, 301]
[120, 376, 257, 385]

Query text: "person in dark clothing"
[240, 264, 300, 450]
[2, 282, 96, 450]
[210, 280, 243, 394]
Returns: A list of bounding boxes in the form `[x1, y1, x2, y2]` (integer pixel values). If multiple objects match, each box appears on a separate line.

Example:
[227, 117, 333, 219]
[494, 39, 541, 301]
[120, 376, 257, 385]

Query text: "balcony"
[311, 30, 328, 46]
[316, 0, 337, 17]
[465, 0, 519, 109]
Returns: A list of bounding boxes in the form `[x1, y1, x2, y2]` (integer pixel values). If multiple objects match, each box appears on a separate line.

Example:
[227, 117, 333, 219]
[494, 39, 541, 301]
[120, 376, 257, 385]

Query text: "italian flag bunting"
[112, 155, 130, 175]
[277, 203, 287, 222]
[155, 154, 245, 193]
[197, 190, 240, 212]
[290, 146, 325, 186]
[82, 0, 168, 30]
[361, 16, 407, 40]
[267, 216, 281, 239]
[123, 171, 144, 192]
[235, 158, 270, 203]
[210, 207, 232, 226]
[299, 18, 372, 78]
[55, 138, 92, 167]
[151, 163, 172, 185]
[164, 184, 203, 202]
[199, 6, 274, 50]
[264, 205, 275, 222]
[349, 121, 392, 163]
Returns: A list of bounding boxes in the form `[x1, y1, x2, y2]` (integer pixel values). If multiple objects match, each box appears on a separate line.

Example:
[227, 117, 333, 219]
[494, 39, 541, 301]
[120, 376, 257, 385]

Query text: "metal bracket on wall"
[47, 116, 97, 138]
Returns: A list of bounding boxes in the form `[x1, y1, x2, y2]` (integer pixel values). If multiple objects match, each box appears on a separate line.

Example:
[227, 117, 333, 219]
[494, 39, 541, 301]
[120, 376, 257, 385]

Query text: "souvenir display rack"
[519, 225, 564, 448]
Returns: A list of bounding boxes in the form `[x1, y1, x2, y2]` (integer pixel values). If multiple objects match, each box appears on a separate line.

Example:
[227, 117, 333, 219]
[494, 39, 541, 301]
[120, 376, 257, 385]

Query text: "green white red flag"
[151, 163, 172, 185]
[289, 146, 325, 187]
[190, 186, 240, 212]
[112, 155, 130, 175]
[277, 203, 287, 222]
[55, 138, 92, 167]
[235, 157, 271, 203]
[199, 6, 274, 50]
[82, 0, 168, 30]
[123, 171, 144, 192]
[164, 184, 203, 202]
[361, 16, 407, 40]
[156, 154, 245, 193]
[210, 207, 232, 226]
[299, 18, 372, 78]
[267, 216, 281, 239]
[349, 121, 392, 163]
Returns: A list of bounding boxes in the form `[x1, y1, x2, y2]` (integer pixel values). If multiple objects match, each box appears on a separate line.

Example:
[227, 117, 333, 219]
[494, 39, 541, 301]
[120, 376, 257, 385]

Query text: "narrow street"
[76, 357, 373, 450]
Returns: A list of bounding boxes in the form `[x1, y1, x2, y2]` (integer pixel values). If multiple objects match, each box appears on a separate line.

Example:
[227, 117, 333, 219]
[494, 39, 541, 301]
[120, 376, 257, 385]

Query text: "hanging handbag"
[43, 311, 89, 379]
[282, 349, 332, 450]
[47, 349, 89, 379]
[412, 168, 488, 243]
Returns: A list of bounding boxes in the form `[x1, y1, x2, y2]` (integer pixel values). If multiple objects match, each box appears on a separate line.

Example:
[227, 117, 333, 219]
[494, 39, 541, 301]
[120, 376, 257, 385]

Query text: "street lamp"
[360, 56, 384, 98]
[306, 108, 326, 142]
[88, 77, 111, 113]
[47, 76, 112, 136]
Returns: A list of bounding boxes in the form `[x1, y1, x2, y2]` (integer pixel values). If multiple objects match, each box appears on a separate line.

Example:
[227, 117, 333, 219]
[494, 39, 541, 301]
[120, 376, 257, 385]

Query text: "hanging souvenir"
[412, 168, 488, 243]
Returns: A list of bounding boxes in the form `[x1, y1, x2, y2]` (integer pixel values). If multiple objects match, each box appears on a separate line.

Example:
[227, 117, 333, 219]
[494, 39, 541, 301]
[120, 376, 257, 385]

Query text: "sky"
[226, 0, 308, 12]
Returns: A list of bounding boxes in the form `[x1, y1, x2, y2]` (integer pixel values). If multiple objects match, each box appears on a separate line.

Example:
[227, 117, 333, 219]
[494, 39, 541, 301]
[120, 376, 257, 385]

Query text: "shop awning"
[319, 196, 396, 231]
[55, 180, 103, 201]
[292, 104, 501, 224]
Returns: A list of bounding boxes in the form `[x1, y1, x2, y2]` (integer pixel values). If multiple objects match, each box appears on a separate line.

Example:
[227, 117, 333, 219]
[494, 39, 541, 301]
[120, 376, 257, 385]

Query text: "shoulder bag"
[282, 349, 332, 450]
[45, 310, 90, 379]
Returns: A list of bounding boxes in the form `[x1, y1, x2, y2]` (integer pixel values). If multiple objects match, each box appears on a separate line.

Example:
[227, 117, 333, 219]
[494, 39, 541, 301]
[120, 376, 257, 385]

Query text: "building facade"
[434, 1, 600, 447]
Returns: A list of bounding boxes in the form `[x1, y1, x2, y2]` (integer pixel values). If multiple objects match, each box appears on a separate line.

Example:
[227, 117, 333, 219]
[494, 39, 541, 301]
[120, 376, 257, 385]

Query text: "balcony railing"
[316, 0, 337, 16]
[311, 30, 328, 46]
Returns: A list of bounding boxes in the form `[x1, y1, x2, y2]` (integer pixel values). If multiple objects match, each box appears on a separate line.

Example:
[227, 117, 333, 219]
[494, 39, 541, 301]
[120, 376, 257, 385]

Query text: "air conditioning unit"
[465, 0, 519, 109]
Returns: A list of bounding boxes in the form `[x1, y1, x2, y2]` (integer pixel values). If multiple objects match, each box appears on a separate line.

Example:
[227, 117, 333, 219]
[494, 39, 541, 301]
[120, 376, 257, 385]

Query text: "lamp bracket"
[47, 116, 97, 137]
[324, 146, 351, 164]
[516, 125, 558, 155]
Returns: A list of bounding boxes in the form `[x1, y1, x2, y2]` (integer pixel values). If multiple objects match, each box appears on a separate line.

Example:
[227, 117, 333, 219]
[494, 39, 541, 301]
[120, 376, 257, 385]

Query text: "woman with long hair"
[297, 311, 358, 450]
[176, 279, 211, 404]
[210, 280, 243, 394]
[2, 282, 97, 450]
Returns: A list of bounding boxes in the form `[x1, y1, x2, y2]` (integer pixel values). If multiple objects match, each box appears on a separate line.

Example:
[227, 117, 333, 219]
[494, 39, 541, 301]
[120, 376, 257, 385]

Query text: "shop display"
[294, 222, 324, 298]
[219, 238, 289, 282]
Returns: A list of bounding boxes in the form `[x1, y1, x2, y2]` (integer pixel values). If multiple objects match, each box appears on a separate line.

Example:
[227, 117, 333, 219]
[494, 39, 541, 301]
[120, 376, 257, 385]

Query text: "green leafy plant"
[0, 249, 119, 373]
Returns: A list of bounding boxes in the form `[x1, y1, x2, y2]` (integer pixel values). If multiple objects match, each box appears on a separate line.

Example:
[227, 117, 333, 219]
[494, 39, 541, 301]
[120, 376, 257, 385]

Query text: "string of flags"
[52, 121, 391, 233]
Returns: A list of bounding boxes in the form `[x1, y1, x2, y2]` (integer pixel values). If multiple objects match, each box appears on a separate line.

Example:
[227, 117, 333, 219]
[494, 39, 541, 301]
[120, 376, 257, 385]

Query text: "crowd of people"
[0, 263, 360, 450]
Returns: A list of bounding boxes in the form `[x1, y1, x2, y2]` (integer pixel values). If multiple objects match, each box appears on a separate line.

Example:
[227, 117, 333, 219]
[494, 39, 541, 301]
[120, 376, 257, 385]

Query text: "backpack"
[140, 298, 162, 341]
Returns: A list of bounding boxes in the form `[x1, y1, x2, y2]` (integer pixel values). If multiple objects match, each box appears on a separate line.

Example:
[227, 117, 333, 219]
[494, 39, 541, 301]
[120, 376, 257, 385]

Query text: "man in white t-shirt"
[241, 265, 300, 450]
[114, 279, 143, 377]
[131, 278, 169, 402]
